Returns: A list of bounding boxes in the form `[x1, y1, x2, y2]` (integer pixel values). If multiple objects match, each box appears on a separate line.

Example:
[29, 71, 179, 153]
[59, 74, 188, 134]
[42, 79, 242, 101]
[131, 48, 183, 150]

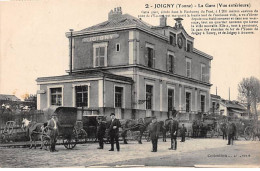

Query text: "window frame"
[72, 83, 90, 108]
[167, 51, 175, 73]
[167, 85, 175, 111]
[201, 63, 206, 82]
[145, 43, 155, 68]
[93, 42, 108, 67]
[185, 89, 192, 112]
[186, 58, 191, 78]
[47, 85, 64, 107]
[114, 85, 125, 108]
[145, 82, 154, 110]
[200, 92, 206, 113]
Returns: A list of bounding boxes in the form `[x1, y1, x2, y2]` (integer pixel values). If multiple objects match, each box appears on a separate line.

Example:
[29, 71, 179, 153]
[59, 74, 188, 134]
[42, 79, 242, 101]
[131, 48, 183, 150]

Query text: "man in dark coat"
[108, 113, 121, 151]
[227, 121, 237, 145]
[169, 118, 179, 150]
[180, 124, 187, 142]
[221, 122, 228, 140]
[97, 117, 106, 149]
[46, 112, 60, 152]
[149, 118, 160, 152]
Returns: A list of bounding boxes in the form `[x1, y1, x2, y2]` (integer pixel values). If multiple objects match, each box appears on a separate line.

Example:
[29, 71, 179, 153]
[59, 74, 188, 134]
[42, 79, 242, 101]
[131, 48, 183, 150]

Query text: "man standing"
[169, 118, 179, 150]
[47, 113, 59, 152]
[227, 120, 237, 145]
[180, 124, 187, 142]
[108, 113, 121, 151]
[149, 117, 160, 152]
[96, 117, 106, 149]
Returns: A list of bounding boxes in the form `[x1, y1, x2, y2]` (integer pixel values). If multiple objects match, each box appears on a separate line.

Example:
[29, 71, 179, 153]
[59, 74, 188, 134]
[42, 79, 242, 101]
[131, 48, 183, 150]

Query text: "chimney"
[174, 18, 183, 29]
[160, 15, 167, 27]
[108, 7, 122, 20]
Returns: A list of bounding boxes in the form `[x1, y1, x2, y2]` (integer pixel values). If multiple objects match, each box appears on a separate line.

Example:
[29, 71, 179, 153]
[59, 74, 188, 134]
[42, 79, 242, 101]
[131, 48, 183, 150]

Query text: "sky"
[0, 0, 260, 101]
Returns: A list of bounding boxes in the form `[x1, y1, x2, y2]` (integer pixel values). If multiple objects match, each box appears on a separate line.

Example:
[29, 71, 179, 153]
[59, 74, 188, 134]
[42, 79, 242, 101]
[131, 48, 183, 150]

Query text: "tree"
[24, 94, 37, 109]
[238, 76, 260, 120]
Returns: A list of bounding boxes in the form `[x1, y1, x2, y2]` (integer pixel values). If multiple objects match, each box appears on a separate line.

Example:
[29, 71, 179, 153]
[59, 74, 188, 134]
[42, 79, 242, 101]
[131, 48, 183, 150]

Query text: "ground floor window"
[75, 86, 88, 107]
[185, 92, 191, 112]
[201, 95, 205, 113]
[146, 85, 153, 110]
[115, 86, 123, 108]
[50, 88, 62, 106]
[168, 89, 174, 111]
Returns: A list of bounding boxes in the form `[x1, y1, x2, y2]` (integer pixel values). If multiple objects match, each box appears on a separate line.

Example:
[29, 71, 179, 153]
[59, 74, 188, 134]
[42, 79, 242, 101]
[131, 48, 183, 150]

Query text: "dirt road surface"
[0, 138, 259, 168]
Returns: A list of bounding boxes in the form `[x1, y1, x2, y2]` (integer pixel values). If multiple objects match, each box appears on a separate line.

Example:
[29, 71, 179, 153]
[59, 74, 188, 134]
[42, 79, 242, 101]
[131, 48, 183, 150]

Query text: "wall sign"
[82, 34, 119, 42]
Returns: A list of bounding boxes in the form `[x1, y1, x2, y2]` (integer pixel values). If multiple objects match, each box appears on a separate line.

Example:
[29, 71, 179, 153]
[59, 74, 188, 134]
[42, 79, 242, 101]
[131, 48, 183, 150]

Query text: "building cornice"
[70, 65, 212, 87]
[65, 25, 168, 41]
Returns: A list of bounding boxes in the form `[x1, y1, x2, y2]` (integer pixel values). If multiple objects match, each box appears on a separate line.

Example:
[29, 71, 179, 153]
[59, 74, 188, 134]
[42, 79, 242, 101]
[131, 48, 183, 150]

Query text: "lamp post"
[69, 29, 74, 75]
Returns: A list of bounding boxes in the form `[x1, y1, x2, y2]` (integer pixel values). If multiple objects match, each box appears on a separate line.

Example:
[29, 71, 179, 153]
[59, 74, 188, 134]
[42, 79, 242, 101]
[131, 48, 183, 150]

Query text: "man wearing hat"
[149, 117, 160, 152]
[107, 113, 121, 151]
[180, 123, 187, 142]
[169, 117, 179, 150]
[96, 117, 106, 149]
[47, 112, 60, 152]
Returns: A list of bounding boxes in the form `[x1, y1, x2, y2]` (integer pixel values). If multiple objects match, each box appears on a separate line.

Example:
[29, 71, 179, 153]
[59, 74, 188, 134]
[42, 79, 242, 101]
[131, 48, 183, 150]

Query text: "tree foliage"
[238, 76, 260, 117]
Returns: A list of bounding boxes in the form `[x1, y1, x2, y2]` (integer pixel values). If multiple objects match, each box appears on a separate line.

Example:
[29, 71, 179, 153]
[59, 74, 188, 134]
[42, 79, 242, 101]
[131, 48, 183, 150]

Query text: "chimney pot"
[160, 15, 167, 27]
[109, 7, 123, 20]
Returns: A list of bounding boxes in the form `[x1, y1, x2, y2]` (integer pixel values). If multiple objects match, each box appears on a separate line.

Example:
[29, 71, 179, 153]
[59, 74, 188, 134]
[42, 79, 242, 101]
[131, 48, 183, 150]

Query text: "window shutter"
[152, 49, 155, 68]
[173, 56, 176, 73]
[144, 47, 148, 66]
[166, 54, 169, 72]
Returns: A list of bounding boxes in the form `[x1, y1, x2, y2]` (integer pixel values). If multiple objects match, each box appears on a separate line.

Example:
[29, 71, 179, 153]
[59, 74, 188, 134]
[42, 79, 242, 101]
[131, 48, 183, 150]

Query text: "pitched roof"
[80, 14, 152, 32]
[221, 99, 246, 110]
[0, 94, 21, 101]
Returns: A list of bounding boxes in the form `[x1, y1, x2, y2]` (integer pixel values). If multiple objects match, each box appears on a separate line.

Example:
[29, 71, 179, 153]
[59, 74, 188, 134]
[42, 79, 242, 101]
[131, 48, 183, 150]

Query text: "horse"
[121, 117, 154, 144]
[22, 118, 46, 149]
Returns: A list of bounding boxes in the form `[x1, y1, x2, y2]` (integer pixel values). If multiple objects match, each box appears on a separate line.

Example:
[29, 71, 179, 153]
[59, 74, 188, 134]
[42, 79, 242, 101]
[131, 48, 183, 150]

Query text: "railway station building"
[36, 7, 213, 121]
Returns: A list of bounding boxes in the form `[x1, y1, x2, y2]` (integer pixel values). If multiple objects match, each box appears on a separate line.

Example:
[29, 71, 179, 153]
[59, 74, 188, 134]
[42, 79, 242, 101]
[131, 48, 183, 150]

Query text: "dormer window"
[169, 33, 176, 46]
[187, 41, 193, 52]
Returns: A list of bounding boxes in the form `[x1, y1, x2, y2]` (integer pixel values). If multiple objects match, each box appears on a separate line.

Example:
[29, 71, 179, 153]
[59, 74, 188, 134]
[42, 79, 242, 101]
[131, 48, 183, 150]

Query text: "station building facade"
[36, 7, 213, 120]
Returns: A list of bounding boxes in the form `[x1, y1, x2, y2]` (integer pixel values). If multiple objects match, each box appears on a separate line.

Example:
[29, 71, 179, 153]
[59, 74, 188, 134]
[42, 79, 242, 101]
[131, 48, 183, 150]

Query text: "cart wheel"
[77, 129, 88, 143]
[63, 129, 78, 149]
[244, 126, 253, 141]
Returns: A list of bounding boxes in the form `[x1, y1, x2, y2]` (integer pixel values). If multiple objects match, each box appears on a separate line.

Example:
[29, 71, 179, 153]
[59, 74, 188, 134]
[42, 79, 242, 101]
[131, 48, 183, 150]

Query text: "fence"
[0, 110, 45, 128]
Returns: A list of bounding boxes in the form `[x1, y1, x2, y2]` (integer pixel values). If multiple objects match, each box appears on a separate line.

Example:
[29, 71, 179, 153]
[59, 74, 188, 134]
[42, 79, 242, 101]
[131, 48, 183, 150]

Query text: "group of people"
[96, 113, 188, 153]
[47, 112, 229, 153]
[149, 117, 187, 152]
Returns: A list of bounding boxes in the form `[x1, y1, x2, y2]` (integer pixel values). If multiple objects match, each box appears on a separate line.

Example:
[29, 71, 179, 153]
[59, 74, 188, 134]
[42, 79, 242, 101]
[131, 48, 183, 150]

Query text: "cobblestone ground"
[0, 137, 259, 168]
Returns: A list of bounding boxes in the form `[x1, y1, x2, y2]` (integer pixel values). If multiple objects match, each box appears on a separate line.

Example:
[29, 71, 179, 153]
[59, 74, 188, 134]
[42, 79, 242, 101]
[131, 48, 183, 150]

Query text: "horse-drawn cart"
[0, 121, 27, 143]
[43, 106, 79, 149]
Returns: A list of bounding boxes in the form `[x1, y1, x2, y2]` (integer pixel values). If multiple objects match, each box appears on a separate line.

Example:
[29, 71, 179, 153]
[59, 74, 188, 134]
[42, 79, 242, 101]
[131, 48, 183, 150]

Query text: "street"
[0, 137, 259, 168]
